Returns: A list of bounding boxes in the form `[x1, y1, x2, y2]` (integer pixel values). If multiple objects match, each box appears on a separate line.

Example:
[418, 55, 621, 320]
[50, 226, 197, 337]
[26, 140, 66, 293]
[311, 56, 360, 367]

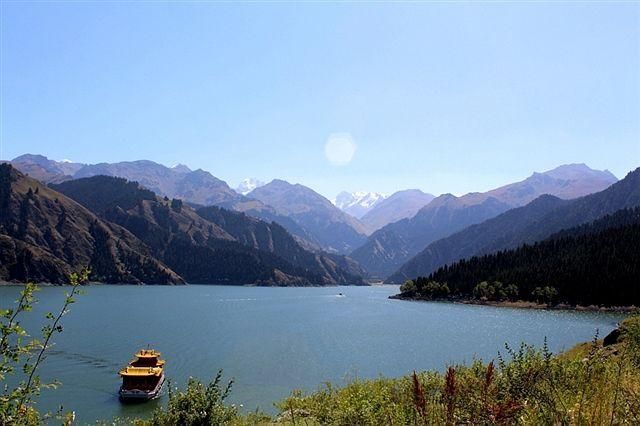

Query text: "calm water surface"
[0, 285, 625, 423]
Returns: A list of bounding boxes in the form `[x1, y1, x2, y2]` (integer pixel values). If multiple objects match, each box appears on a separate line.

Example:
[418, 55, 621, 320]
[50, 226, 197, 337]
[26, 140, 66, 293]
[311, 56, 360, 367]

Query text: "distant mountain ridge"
[387, 167, 639, 283]
[74, 160, 243, 206]
[351, 164, 618, 279]
[235, 178, 265, 195]
[9, 155, 620, 276]
[10, 155, 365, 255]
[248, 180, 368, 254]
[334, 191, 387, 219]
[359, 189, 436, 232]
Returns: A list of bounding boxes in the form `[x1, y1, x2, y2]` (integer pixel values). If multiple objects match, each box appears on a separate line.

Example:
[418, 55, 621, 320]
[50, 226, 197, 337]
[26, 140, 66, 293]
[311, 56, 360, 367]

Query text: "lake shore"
[388, 293, 640, 312]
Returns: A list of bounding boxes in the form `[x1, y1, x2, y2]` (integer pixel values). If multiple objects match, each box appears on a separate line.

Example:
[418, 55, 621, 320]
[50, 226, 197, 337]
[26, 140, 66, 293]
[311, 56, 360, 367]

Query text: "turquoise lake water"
[0, 285, 625, 423]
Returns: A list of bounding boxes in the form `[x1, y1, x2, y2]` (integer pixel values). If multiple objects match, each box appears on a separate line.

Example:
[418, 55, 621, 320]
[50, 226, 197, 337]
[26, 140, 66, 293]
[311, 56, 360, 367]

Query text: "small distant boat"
[119, 348, 165, 402]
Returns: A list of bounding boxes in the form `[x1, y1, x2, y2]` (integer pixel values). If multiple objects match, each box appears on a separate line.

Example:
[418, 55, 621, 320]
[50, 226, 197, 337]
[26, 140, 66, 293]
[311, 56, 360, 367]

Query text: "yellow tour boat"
[119, 348, 166, 402]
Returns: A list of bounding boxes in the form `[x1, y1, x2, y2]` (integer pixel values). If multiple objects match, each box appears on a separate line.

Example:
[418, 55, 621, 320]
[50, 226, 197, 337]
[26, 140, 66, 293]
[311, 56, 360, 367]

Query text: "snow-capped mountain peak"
[171, 163, 192, 174]
[334, 191, 387, 218]
[236, 178, 266, 195]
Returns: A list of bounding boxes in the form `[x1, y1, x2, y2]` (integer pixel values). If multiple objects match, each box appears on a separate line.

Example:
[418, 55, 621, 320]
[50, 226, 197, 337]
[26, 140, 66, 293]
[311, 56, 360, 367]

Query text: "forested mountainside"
[0, 164, 183, 284]
[248, 179, 368, 254]
[52, 176, 365, 285]
[387, 167, 640, 283]
[351, 164, 618, 279]
[195, 205, 366, 281]
[395, 207, 640, 307]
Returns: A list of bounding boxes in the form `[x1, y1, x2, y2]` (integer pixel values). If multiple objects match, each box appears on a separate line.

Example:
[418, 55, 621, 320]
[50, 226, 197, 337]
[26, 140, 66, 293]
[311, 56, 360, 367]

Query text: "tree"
[0, 269, 88, 424]
[400, 280, 417, 295]
[531, 286, 558, 304]
[170, 198, 183, 213]
[473, 281, 494, 300]
[505, 284, 519, 301]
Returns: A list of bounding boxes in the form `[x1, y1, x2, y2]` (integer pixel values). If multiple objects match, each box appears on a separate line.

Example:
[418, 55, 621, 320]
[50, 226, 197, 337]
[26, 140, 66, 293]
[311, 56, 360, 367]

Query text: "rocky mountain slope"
[0, 164, 183, 284]
[248, 180, 369, 254]
[52, 175, 365, 285]
[9, 155, 356, 254]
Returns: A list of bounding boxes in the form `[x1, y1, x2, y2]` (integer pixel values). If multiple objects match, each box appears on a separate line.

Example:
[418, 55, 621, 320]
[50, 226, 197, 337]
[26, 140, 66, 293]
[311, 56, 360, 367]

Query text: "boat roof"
[135, 349, 161, 358]
[119, 366, 163, 377]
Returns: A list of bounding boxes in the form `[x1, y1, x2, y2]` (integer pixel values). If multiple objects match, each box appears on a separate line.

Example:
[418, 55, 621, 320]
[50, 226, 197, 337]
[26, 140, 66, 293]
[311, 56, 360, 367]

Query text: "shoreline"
[0, 281, 371, 288]
[389, 294, 639, 313]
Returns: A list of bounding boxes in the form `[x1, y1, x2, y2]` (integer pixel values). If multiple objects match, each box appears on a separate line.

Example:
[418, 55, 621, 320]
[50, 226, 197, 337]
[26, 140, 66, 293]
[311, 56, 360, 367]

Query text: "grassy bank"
[135, 316, 639, 426]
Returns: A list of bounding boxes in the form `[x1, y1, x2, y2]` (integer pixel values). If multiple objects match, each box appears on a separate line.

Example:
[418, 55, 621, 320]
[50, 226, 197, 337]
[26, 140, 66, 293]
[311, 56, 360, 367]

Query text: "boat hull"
[119, 373, 165, 402]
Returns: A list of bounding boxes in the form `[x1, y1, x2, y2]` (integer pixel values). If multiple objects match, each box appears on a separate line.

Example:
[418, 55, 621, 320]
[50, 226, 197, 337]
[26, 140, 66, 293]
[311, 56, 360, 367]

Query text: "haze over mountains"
[236, 178, 265, 196]
[387, 167, 640, 283]
[359, 190, 436, 233]
[0, 163, 365, 285]
[9, 155, 363, 254]
[397, 206, 640, 306]
[248, 180, 369, 254]
[351, 164, 619, 279]
[0, 165, 184, 284]
[7, 153, 629, 287]
[334, 191, 387, 219]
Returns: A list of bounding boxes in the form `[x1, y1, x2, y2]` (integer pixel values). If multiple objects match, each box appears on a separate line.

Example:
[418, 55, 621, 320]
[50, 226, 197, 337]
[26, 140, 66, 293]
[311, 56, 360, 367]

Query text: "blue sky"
[1, 2, 638, 199]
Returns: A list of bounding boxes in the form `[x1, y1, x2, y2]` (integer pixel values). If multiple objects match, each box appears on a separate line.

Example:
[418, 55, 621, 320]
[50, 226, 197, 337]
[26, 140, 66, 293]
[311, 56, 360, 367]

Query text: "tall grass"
[268, 316, 640, 425]
[102, 315, 640, 425]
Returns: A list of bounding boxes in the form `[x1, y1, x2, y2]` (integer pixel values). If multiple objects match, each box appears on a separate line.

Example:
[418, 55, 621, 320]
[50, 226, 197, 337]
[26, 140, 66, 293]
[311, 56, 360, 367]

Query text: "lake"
[0, 285, 625, 423]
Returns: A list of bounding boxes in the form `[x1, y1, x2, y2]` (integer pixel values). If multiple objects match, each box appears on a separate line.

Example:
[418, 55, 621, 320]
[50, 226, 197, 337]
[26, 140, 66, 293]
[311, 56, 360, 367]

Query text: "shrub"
[272, 323, 640, 425]
[150, 371, 237, 426]
[531, 286, 558, 304]
[0, 269, 87, 425]
[399, 279, 416, 295]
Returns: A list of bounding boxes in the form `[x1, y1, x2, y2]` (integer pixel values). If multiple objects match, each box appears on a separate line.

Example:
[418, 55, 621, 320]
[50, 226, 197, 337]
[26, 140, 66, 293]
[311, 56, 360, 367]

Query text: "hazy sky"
[1, 2, 639, 199]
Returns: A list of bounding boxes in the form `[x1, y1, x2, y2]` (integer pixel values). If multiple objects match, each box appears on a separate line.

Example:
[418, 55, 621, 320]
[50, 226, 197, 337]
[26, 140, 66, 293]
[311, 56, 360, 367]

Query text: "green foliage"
[273, 328, 640, 425]
[472, 281, 519, 301]
[618, 315, 640, 367]
[531, 286, 558, 304]
[415, 208, 640, 306]
[0, 269, 88, 425]
[410, 279, 450, 300]
[52, 175, 156, 216]
[399, 279, 416, 294]
[150, 371, 238, 426]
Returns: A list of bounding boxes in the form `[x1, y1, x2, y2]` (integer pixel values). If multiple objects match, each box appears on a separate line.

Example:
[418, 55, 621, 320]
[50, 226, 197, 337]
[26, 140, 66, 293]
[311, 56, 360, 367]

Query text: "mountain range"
[359, 189, 436, 233]
[8, 154, 625, 285]
[0, 165, 183, 284]
[9, 155, 366, 255]
[351, 164, 619, 279]
[387, 167, 639, 283]
[247, 180, 369, 254]
[334, 191, 387, 219]
[0, 163, 365, 285]
[398, 206, 640, 306]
